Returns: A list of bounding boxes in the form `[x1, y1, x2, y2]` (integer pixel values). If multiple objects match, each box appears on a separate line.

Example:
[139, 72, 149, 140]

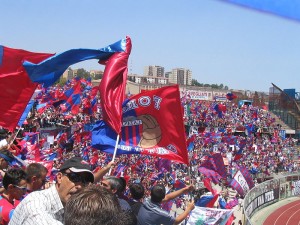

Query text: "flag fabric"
[226, 93, 237, 101]
[219, 197, 227, 209]
[230, 167, 255, 196]
[161, 200, 174, 212]
[23, 39, 126, 88]
[63, 82, 82, 114]
[157, 158, 171, 172]
[200, 153, 227, 178]
[174, 179, 186, 190]
[17, 99, 35, 127]
[92, 85, 189, 165]
[226, 198, 238, 209]
[36, 102, 49, 113]
[23, 132, 39, 145]
[43, 152, 57, 161]
[225, 214, 235, 225]
[222, 0, 300, 22]
[214, 104, 226, 118]
[251, 109, 258, 120]
[186, 206, 234, 225]
[233, 148, 243, 161]
[203, 177, 217, 195]
[198, 167, 222, 184]
[1, 38, 127, 131]
[17, 89, 42, 126]
[187, 136, 195, 152]
[99, 36, 131, 134]
[0, 46, 53, 74]
[0, 46, 53, 131]
[195, 194, 219, 208]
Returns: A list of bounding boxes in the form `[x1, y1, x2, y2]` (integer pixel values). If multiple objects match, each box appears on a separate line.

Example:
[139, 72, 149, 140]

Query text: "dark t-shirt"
[129, 199, 143, 216]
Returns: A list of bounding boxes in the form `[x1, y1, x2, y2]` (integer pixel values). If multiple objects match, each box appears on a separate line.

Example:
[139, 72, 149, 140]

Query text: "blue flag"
[23, 39, 126, 87]
[222, 0, 300, 22]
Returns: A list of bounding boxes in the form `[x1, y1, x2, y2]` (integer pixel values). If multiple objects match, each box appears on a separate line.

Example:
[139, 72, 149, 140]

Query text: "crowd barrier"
[243, 172, 300, 225]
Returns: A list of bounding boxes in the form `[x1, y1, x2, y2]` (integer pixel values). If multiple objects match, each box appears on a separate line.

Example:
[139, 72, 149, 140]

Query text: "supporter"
[1, 80, 298, 224]
[65, 184, 137, 225]
[0, 150, 15, 192]
[9, 157, 94, 225]
[0, 168, 27, 225]
[13, 163, 48, 207]
[25, 163, 48, 193]
[137, 183, 195, 225]
[0, 130, 9, 150]
[100, 176, 131, 211]
[128, 183, 145, 216]
[0, 150, 14, 171]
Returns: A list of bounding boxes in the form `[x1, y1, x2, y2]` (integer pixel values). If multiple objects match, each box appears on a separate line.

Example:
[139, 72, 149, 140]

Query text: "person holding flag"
[137, 183, 195, 225]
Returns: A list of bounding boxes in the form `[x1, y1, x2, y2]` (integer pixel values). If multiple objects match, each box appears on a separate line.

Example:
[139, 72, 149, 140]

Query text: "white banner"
[187, 206, 233, 225]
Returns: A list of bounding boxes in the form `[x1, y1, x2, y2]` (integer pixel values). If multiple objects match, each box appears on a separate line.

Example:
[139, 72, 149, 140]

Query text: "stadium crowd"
[0, 79, 298, 225]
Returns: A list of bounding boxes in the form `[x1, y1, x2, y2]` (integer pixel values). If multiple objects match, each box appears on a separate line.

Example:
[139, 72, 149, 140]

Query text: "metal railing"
[243, 173, 300, 225]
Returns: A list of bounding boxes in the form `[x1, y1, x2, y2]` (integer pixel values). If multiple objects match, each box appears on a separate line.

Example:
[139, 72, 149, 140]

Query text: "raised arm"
[93, 161, 115, 183]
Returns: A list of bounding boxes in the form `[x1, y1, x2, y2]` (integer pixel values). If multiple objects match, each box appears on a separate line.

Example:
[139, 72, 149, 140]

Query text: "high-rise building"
[168, 68, 192, 85]
[144, 65, 165, 77]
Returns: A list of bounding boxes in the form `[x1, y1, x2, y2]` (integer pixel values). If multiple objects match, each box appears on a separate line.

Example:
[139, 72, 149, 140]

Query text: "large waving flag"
[0, 38, 127, 131]
[23, 38, 126, 87]
[0, 46, 53, 131]
[221, 0, 300, 22]
[99, 36, 132, 134]
[92, 85, 189, 165]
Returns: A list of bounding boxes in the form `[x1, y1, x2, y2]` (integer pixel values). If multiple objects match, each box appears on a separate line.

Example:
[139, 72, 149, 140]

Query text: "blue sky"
[1, 0, 300, 92]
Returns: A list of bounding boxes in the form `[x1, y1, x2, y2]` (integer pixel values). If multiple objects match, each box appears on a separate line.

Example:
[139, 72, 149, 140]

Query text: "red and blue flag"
[92, 85, 189, 165]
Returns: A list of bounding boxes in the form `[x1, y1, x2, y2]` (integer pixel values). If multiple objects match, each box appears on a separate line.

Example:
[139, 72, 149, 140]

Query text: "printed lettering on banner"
[234, 170, 250, 194]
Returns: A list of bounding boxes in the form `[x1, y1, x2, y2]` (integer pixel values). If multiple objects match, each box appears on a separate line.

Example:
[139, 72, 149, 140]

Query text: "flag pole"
[8, 127, 23, 145]
[109, 134, 120, 175]
[187, 166, 193, 200]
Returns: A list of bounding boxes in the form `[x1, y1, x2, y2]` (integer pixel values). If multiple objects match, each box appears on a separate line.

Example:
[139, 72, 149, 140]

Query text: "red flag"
[99, 36, 132, 134]
[92, 85, 189, 165]
[225, 214, 235, 225]
[0, 46, 53, 131]
[203, 177, 217, 195]
[206, 194, 219, 208]
[124, 85, 189, 165]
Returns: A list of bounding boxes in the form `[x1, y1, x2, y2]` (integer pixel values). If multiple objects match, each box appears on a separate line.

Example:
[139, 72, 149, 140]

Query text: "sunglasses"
[13, 185, 27, 192]
[62, 172, 90, 185]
